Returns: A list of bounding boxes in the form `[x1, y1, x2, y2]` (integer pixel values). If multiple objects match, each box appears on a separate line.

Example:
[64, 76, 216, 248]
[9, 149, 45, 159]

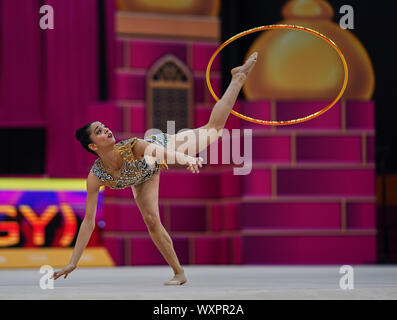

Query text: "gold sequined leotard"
[90, 133, 168, 189]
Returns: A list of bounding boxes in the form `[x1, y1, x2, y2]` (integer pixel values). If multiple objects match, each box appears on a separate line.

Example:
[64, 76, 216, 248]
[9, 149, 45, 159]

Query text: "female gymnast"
[52, 52, 257, 285]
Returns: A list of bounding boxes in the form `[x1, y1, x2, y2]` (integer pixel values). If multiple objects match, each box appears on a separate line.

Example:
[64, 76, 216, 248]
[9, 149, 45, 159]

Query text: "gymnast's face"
[88, 121, 115, 153]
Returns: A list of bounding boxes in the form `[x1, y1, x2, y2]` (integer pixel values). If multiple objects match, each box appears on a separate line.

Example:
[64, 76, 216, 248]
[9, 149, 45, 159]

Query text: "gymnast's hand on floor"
[186, 156, 203, 174]
[51, 263, 76, 280]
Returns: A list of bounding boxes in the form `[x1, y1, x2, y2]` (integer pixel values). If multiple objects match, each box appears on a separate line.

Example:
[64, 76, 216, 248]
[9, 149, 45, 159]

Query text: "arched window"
[146, 55, 194, 134]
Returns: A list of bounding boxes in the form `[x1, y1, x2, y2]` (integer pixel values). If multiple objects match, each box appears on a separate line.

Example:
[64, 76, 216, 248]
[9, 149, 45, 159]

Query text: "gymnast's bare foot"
[231, 51, 258, 85]
[164, 272, 187, 286]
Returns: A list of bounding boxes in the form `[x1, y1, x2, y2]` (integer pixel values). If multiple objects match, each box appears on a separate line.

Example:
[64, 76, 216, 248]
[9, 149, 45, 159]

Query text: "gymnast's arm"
[52, 171, 102, 280]
[133, 138, 202, 173]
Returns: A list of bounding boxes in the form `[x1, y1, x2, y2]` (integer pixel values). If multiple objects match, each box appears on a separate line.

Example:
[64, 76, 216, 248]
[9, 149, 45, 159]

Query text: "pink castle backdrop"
[0, 0, 376, 265]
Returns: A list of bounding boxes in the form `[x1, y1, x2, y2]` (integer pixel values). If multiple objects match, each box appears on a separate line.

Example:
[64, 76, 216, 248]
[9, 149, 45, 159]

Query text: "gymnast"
[52, 52, 257, 285]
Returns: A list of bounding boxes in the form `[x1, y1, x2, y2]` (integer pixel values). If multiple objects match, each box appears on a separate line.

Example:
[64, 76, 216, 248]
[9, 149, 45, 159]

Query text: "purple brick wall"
[129, 236, 190, 265]
[102, 33, 377, 266]
[191, 43, 220, 71]
[277, 169, 375, 196]
[103, 203, 165, 232]
[159, 172, 220, 198]
[252, 136, 291, 163]
[116, 72, 145, 100]
[241, 101, 272, 130]
[367, 135, 375, 163]
[193, 236, 242, 264]
[129, 39, 187, 69]
[243, 235, 376, 264]
[87, 103, 123, 133]
[277, 101, 342, 130]
[296, 136, 362, 163]
[210, 203, 241, 231]
[243, 169, 272, 196]
[169, 204, 207, 232]
[115, 39, 125, 68]
[346, 101, 374, 130]
[194, 76, 206, 103]
[346, 202, 376, 229]
[102, 237, 124, 265]
[129, 103, 146, 133]
[242, 202, 341, 229]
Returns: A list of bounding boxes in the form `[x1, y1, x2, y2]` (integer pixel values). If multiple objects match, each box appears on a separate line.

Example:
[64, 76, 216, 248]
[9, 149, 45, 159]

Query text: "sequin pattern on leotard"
[90, 133, 168, 189]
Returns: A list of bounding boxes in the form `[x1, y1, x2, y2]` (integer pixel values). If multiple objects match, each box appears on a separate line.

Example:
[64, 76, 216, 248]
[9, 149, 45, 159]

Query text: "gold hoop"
[205, 24, 349, 126]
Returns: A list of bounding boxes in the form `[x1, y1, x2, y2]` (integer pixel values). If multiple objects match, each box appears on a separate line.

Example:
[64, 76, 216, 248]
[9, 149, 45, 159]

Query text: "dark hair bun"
[75, 122, 98, 156]
[75, 128, 84, 142]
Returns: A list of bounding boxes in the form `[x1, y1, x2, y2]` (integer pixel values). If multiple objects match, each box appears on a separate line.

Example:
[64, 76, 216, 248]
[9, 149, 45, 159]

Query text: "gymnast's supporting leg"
[132, 173, 187, 285]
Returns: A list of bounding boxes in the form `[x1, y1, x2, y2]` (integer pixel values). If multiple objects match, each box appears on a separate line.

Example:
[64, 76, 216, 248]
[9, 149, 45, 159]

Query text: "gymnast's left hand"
[186, 156, 203, 174]
[51, 263, 76, 280]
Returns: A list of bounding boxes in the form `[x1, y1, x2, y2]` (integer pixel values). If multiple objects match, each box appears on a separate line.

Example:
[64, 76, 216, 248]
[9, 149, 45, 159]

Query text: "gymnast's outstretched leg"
[168, 51, 258, 156]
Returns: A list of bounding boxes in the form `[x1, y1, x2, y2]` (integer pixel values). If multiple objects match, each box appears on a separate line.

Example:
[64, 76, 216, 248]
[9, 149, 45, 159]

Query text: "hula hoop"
[205, 24, 349, 126]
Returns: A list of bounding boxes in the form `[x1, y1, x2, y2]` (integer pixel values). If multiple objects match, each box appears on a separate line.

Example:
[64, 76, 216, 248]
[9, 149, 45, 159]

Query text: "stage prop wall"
[98, 0, 376, 265]
[0, 0, 378, 266]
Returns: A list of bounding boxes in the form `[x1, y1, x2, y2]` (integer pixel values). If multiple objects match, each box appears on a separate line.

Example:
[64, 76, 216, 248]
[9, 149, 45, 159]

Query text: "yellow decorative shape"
[206, 24, 348, 126]
[117, 0, 220, 16]
[0, 178, 87, 191]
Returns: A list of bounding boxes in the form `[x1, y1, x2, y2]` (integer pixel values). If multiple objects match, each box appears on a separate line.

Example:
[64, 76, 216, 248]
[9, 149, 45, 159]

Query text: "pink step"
[207, 75, 222, 104]
[277, 169, 375, 196]
[104, 171, 221, 199]
[129, 39, 187, 68]
[220, 171, 242, 197]
[116, 72, 145, 100]
[210, 203, 241, 231]
[104, 171, 224, 199]
[346, 202, 376, 229]
[242, 202, 341, 229]
[193, 235, 243, 264]
[169, 204, 207, 232]
[243, 169, 272, 196]
[86, 103, 123, 133]
[194, 106, 211, 127]
[276, 101, 341, 130]
[129, 104, 146, 132]
[116, 39, 125, 68]
[103, 237, 125, 265]
[103, 203, 165, 232]
[224, 101, 243, 130]
[191, 42, 220, 71]
[252, 136, 291, 162]
[243, 235, 376, 264]
[366, 135, 375, 163]
[103, 203, 118, 231]
[159, 172, 220, 198]
[346, 101, 374, 130]
[130, 236, 189, 265]
[194, 76, 205, 103]
[241, 101, 272, 130]
[296, 135, 362, 163]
